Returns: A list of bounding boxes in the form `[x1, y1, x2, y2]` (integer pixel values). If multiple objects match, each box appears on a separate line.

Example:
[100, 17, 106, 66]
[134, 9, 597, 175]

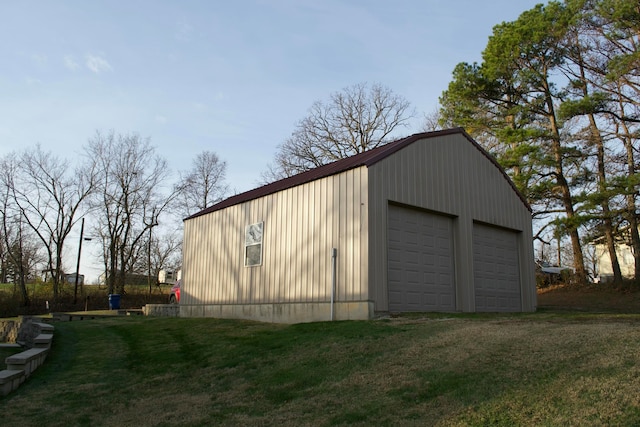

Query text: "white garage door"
[473, 223, 521, 312]
[388, 205, 455, 312]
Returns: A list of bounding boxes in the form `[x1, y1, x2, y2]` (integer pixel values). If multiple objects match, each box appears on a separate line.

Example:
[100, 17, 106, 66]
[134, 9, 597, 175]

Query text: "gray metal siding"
[182, 167, 369, 306]
[368, 133, 536, 312]
[387, 204, 455, 312]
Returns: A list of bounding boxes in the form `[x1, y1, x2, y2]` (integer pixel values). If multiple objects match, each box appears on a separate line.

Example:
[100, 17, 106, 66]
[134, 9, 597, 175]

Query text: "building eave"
[184, 127, 531, 221]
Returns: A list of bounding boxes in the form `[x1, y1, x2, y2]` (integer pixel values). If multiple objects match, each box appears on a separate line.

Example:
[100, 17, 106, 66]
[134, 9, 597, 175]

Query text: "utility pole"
[73, 218, 85, 304]
[147, 208, 157, 298]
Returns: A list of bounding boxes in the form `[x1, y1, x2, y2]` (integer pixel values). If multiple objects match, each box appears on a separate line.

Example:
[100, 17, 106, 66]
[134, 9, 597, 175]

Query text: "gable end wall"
[367, 133, 536, 312]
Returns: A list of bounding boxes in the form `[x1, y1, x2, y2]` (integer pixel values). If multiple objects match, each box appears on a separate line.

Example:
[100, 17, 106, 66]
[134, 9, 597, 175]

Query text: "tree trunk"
[545, 91, 587, 283]
[621, 120, 640, 280]
[626, 205, 640, 281]
[17, 230, 30, 306]
[118, 246, 127, 294]
[588, 112, 622, 283]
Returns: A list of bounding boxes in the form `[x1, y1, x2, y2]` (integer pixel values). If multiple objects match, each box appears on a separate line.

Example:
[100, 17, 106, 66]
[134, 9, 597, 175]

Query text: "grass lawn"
[1, 303, 640, 427]
[0, 346, 21, 361]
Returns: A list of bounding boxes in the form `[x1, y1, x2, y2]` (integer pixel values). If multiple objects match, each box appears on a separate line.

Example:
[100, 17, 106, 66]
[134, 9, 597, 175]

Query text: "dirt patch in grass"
[537, 284, 640, 313]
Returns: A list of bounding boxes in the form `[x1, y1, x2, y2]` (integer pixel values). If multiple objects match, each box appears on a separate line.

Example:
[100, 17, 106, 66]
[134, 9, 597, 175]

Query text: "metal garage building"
[180, 128, 536, 323]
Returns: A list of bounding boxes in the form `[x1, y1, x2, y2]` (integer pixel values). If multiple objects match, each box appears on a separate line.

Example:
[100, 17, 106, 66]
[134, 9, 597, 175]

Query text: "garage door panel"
[389, 289, 402, 302]
[438, 254, 451, 267]
[473, 223, 521, 312]
[388, 205, 455, 312]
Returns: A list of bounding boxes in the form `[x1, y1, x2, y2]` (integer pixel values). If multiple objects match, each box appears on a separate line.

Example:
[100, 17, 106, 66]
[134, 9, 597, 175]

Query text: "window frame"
[244, 221, 264, 267]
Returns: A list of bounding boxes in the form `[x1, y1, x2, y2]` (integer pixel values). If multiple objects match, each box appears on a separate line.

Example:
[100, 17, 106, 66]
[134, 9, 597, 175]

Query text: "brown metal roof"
[185, 127, 530, 221]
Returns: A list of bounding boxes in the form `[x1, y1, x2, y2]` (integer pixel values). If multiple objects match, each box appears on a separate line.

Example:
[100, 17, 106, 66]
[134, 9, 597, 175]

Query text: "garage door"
[388, 205, 455, 312]
[473, 223, 521, 312]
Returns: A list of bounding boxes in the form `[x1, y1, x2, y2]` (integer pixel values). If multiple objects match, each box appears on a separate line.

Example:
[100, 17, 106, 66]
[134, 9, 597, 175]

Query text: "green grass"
[0, 346, 21, 361]
[1, 313, 640, 426]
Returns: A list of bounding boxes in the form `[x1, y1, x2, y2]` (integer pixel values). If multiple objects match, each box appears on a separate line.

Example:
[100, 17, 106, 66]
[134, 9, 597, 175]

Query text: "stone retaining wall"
[0, 317, 54, 397]
[143, 304, 180, 317]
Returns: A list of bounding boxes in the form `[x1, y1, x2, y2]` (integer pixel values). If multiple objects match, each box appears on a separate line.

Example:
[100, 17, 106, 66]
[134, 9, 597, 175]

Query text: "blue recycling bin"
[108, 294, 121, 310]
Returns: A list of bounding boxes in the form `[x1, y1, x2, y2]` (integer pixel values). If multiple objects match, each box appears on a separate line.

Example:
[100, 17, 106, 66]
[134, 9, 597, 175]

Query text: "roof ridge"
[184, 127, 529, 220]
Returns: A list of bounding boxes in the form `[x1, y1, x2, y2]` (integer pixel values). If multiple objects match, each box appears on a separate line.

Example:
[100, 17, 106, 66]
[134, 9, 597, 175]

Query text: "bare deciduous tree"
[421, 108, 444, 132]
[176, 151, 228, 218]
[87, 131, 176, 294]
[6, 146, 97, 300]
[263, 82, 414, 181]
[0, 153, 31, 305]
[133, 229, 182, 281]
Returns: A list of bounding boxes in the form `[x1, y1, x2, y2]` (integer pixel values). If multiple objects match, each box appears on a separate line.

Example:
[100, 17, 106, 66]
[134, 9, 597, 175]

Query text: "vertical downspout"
[331, 248, 337, 321]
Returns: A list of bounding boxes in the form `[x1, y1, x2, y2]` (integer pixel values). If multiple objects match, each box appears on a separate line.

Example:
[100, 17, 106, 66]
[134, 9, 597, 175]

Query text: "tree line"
[439, 0, 640, 284]
[0, 82, 413, 308]
[0, 131, 228, 305]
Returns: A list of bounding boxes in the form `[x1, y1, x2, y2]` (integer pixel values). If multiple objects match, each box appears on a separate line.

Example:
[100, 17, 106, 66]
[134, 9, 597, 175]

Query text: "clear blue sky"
[2, 0, 543, 195]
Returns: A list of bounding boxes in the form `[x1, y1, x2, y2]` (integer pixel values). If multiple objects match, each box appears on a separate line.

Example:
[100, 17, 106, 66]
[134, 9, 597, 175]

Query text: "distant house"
[64, 273, 85, 286]
[41, 269, 72, 284]
[592, 227, 638, 282]
[180, 128, 536, 323]
[158, 269, 181, 284]
[40, 271, 84, 285]
[98, 271, 152, 287]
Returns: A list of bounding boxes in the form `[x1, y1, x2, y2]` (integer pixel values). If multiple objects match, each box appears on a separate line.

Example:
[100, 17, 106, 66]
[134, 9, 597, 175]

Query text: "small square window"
[245, 222, 263, 267]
